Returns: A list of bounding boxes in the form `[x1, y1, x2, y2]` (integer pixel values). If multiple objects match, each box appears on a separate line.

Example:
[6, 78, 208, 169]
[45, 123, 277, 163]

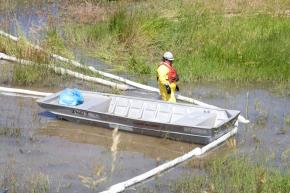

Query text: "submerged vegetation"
[0, 127, 21, 137]
[0, 165, 50, 193]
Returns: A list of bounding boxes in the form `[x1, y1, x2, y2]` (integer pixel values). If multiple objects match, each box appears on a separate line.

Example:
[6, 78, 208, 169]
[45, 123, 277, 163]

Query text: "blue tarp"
[58, 88, 84, 106]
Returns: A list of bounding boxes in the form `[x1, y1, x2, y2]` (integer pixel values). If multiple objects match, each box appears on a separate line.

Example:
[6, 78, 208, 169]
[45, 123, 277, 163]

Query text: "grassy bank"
[60, 0, 290, 82]
[0, 35, 55, 86]
[0, 32, 98, 86]
[171, 155, 290, 193]
[1, 0, 289, 83]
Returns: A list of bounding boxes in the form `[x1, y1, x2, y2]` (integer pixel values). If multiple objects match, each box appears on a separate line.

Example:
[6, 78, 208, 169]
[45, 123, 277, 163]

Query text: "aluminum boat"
[37, 90, 240, 144]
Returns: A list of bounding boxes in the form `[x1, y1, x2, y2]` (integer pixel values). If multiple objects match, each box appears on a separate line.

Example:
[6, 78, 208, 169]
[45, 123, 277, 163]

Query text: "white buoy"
[100, 127, 238, 193]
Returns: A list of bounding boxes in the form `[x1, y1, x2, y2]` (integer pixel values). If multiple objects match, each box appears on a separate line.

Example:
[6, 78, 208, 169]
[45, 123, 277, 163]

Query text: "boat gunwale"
[37, 90, 232, 111]
[37, 90, 240, 130]
[49, 110, 215, 139]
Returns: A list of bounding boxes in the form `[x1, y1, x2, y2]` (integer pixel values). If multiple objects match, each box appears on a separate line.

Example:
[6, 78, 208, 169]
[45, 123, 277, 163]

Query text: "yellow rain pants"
[157, 64, 177, 103]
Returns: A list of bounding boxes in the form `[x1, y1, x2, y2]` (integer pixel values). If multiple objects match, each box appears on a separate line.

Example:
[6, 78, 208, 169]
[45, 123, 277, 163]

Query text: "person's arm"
[157, 66, 171, 94]
[157, 65, 169, 85]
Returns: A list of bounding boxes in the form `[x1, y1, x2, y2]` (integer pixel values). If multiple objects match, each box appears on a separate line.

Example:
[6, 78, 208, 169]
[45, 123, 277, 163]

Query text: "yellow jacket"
[157, 64, 177, 103]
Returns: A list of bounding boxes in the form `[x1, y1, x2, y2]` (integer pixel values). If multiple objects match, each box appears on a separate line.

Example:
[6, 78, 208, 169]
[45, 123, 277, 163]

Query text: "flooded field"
[0, 91, 199, 192]
[0, 1, 289, 192]
[0, 70, 289, 192]
[184, 82, 290, 168]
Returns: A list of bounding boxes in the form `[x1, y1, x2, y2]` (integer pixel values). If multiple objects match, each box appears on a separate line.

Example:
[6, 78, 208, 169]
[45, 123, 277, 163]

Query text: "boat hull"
[38, 101, 239, 144]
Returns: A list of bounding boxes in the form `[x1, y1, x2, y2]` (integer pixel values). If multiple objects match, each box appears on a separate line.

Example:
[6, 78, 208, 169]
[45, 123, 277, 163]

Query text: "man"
[157, 51, 179, 103]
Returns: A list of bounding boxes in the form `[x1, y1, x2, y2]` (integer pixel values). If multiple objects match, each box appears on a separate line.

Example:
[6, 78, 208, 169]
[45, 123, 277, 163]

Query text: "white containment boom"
[0, 53, 132, 91]
[0, 86, 238, 193]
[0, 86, 51, 97]
[0, 30, 249, 123]
[100, 127, 238, 193]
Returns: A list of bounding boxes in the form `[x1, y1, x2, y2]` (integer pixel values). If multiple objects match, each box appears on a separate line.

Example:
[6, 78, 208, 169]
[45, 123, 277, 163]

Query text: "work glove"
[175, 74, 180, 82]
[176, 85, 180, 92]
[164, 84, 171, 94]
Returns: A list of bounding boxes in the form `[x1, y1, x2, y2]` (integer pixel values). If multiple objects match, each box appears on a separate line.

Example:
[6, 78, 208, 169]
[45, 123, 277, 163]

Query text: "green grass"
[0, 36, 49, 64]
[171, 155, 290, 193]
[41, 27, 74, 59]
[1, 0, 289, 84]
[12, 64, 53, 86]
[61, 0, 290, 83]
[0, 36, 55, 86]
[0, 26, 78, 86]
[0, 32, 104, 87]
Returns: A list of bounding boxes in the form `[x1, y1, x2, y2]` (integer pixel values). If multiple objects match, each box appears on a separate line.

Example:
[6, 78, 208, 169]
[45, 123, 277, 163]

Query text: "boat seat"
[106, 97, 217, 127]
[172, 112, 217, 127]
[127, 99, 144, 119]
[81, 95, 111, 113]
[142, 102, 158, 121]
[110, 97, 130, 116]
[155, 103, 172, 123]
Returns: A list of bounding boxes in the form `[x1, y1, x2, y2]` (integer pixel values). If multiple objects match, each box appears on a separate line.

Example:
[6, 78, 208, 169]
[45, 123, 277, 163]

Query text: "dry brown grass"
[110, 127, 120, 174]
[59, 1, 109, 24]
[226, 138, 237, 149]
[184, 0, 290, 15]
[78, 175, 107, 189]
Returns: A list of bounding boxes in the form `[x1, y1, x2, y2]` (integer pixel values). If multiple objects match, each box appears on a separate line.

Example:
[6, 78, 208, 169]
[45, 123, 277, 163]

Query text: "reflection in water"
[39, 120, 195, 160]
[0, 1, 58, 42]
[0, 94, 195, 192]
[0, 81, 289, 192]
[182, 82, 290, 168]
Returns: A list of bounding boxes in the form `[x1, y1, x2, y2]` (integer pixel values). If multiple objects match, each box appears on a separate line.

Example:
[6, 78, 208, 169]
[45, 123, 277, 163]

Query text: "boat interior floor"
[48, 93, 232, 128]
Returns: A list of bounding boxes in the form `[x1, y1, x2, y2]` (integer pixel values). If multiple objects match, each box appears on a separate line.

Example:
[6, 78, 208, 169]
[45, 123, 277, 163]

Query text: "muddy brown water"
[0, 93, 199, 193]
[0, 73, 289, 192]
[0, 61, 201, 192]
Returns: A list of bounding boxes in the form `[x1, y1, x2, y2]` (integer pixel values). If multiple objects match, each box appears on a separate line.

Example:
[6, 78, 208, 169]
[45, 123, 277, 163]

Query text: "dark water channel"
[0, 1, 290, 192]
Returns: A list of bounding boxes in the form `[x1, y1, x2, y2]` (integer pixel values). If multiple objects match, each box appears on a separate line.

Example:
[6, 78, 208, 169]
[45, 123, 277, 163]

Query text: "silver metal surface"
[37, 90, 240, 144]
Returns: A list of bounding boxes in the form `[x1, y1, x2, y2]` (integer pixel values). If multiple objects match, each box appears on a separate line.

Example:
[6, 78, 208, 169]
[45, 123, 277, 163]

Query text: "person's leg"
[159, 84, 168, 101]
[168, 83, 176, 103]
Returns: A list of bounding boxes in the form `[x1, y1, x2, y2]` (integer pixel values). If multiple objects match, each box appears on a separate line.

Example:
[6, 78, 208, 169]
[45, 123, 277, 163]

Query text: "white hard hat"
[163, 51, 174, 61]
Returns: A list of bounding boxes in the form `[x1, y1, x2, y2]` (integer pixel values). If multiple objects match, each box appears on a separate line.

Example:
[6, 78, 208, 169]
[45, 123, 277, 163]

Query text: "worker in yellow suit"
[157, 52, 179, 103]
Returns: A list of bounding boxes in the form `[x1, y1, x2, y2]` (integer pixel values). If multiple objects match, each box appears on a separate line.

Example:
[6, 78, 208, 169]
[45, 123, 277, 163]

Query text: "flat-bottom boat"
[37, 90, 240, 144]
